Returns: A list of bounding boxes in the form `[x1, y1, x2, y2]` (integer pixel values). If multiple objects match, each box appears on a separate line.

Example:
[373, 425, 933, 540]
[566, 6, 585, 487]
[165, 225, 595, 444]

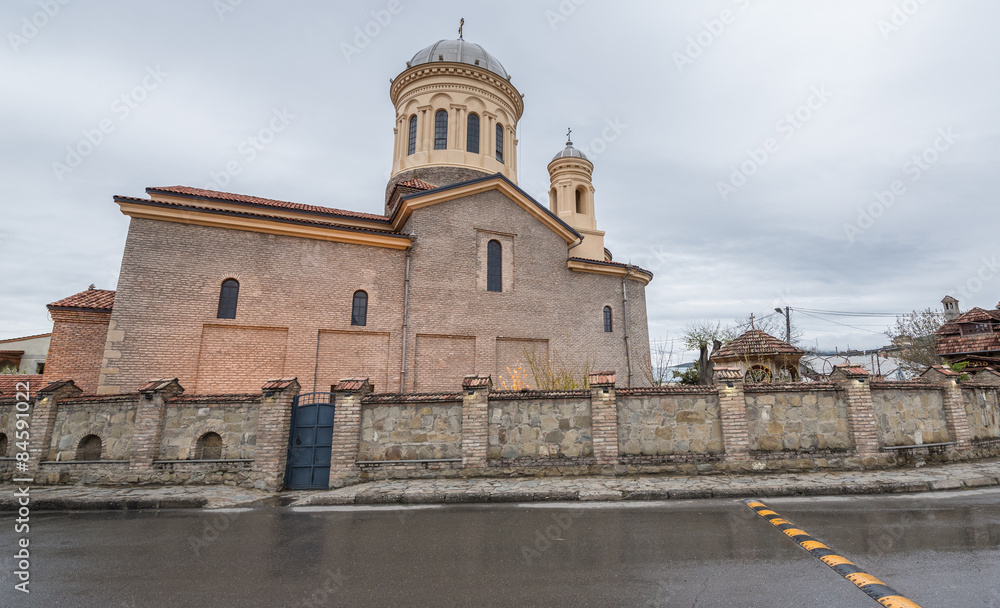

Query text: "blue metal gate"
[285, 392, 335, 490]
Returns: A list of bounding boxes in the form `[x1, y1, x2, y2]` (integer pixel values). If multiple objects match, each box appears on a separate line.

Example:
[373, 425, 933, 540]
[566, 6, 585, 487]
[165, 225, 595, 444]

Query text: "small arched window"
[745, 366, 773, 384]
[196, 432, 223, 460]
[603, 306, 613, 333]
[495, 124, 505, 162]
[576, 188, 584, 214]
[77, 435, 102, 461]
[217, 279, 239, 319]
[549, 188, 557, 210]
[351, 290, 368, 326]
[434, 110, 448, 150]
[487, 240, 502, 293]
[0, 433, 7, 457]
[467, 113, 480, 153]
[407, 115, 418, 155]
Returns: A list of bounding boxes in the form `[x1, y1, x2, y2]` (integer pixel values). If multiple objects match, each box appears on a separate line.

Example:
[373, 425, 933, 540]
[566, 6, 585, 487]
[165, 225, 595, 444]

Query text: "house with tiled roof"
[0, 333, 51, 374]
[711, 329, 804, 383]
[43, 286, 116, 394]
[86, 35, 653, 396]
[935, 304, 1000, 376]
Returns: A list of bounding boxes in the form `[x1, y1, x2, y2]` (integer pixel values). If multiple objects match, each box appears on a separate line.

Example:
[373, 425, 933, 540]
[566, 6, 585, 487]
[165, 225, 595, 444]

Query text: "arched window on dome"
[407, 115, 417, 155]
[467, 113, 480, 154]
[495, 124, 504, 163]
[434, 110, 448, 150]
[487, 240, 502, 293]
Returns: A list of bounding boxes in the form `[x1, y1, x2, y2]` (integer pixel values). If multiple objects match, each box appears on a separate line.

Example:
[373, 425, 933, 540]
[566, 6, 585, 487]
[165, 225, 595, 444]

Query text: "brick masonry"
[98, 187, 652, 397]
[44, 309, 111, 394]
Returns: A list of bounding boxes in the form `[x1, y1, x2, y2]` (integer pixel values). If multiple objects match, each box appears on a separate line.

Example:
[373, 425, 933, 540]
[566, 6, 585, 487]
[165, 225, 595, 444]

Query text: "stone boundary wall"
[19, 365, 1000, 489]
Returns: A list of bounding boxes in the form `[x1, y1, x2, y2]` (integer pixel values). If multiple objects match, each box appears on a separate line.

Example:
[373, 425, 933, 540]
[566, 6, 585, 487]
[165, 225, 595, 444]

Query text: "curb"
[0, 497, 208, 512]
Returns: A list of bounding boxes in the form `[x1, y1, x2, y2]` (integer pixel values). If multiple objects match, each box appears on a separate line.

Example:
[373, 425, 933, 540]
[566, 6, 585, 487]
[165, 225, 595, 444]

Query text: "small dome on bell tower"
[548, 131, 606, 261]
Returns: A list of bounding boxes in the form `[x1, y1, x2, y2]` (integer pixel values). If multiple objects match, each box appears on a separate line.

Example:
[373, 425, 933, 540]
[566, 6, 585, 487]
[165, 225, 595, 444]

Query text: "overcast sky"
[2, 0, 998, 362]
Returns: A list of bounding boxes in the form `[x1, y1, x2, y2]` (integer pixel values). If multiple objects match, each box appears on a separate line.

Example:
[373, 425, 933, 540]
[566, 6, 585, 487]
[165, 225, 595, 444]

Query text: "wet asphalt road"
[1, 488, 998, 608]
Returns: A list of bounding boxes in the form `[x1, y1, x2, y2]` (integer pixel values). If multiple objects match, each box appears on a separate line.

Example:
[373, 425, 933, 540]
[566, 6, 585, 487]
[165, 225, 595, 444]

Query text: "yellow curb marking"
[878, 597, 923, 608]
[801, 540, 829, 551]
[847, 572, 886, 587]
[820, 554, 854, 567]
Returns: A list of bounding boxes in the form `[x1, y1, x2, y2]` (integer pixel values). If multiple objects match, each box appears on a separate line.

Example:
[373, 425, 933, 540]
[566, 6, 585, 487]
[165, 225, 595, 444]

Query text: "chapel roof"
[146, 186, 390, 222]
[712, 329, 802, 360]
[407, 39, 510, 80]
[47, 287, 115, 312]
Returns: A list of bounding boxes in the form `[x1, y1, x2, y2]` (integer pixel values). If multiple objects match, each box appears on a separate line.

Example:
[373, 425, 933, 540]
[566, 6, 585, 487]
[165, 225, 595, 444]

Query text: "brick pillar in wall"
[28, 380, 83, 471]
[253, 378, 301, 491]
[461, 374, 492, 468]
[830, 365, 880, 457]
[130, 379, 184, 471]
[330, 378, 371, 484]
[941, 380, 973, 450]
[588, 372, 619, 466]
[714, 368, 751, 461]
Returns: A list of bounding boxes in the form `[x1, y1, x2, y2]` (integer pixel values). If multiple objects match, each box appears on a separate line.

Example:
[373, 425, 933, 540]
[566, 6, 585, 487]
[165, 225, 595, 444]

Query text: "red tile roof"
[138, 378, 181, 393]
[397, 178, 438, 190]
[0, 375, 44, 398]
[935, 308, 1000, 355]
[116, 196, 406, 238]
[262, 378, 299, 391]
[832, 364, 870, 378]
[47, 288, 115, 311]
[146, 186, 390, 222]
[334, 378, 370, 392]
[713, 330, 802, 359]
[713, 367, 743, 381]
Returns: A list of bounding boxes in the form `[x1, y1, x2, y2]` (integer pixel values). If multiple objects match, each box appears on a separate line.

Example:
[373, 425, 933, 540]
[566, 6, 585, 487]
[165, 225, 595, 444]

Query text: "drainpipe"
[399, 233, 416, 393]
[622, 265, 633, 387]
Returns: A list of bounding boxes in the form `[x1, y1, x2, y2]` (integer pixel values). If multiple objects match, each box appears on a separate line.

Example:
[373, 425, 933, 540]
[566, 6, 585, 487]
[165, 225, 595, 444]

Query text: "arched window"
[604, 306, 613, 332]
[407, 115, 418, 155]
[467, 113, 480, 153]
[495, 124, 505, 162]
[487, 240, 502, 293]
[77, 435, 102, 461]
[351, 290, 368, 326]
[549, 188, 557, 210]
[196, 432, 223, 460]
[744, 366, 773, 384]
[0, 433, 7, 457]
[575, 188, 584, 214]
[434, 110, 448, 150]
[217, 279, 239, 319]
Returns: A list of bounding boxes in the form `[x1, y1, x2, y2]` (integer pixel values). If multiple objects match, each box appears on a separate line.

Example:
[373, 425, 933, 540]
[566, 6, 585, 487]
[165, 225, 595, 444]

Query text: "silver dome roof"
[552, 141, 589, 162]
[408, 39, 510, 80]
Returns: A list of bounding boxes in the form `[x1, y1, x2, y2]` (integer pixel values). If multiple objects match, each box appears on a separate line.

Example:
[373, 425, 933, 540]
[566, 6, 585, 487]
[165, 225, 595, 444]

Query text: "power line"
[794, 308, 911, 318]
[796, 310, 888, 336]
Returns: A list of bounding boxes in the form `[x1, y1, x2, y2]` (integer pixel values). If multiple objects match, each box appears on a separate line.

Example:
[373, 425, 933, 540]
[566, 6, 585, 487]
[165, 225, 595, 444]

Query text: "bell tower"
[547, 134, 607, 261]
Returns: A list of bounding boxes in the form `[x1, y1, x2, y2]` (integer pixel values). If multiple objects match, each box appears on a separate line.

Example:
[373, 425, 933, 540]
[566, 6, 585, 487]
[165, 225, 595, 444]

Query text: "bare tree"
[885, 308, 946, 377]
[646, 336, 675, 386]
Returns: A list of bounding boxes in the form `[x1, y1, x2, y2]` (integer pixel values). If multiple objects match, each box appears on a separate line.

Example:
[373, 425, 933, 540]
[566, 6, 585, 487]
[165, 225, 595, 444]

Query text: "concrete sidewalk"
[3, 458, 999, 510]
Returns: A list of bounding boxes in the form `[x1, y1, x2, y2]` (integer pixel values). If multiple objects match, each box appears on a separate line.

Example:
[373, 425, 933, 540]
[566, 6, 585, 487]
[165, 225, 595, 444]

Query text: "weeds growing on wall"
[524, 339, 594, 390]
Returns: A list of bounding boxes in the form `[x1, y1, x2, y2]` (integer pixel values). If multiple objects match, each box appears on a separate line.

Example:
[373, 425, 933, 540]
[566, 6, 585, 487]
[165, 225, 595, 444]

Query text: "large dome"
[407, 39, 510, 80]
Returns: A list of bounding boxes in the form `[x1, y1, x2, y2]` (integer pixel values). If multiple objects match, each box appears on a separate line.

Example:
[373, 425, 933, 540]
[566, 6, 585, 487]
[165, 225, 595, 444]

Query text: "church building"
[92, 36, 653, 396]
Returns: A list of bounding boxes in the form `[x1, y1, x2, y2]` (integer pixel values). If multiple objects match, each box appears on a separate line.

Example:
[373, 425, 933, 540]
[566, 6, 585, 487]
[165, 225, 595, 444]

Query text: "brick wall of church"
[400, 189, 650, 392]
[44, 309, 111, 394]
[99, 217, 407, 394]
[98, 188, 651, 395]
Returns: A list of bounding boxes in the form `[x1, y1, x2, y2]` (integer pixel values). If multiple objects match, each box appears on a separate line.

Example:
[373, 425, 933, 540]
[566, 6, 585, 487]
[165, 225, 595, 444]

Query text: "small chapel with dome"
[81, 33, 654, 396]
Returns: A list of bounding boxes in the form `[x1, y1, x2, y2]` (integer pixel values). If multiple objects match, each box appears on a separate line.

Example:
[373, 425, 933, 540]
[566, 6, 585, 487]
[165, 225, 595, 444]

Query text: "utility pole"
[775, 306, 791, 344]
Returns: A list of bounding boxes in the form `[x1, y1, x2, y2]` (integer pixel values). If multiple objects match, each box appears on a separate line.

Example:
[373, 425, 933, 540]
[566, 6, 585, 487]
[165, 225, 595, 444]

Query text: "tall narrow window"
[351, 290, 368, 326]
[495, 124, 504, 162]
[487, 240, 502, 293]
[407, 115, 417, 155]
[434, 110, 448, 150]
[604, 306, 613, 332]
[217, 279, 239, 319]
[466, 113, 480, 153]
[576, 189, 584, 214]
[0, 433, 7, 457]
